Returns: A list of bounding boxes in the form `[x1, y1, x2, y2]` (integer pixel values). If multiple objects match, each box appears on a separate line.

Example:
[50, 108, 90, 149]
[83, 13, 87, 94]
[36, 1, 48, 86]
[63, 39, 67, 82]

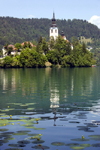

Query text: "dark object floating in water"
[51, 142, 65, 146]
[65, 143, 79, 146]
[32, 145, 50, 149]
[8, 143, 25, 147]
[1, 132, 14, 135]
[71, 138, 89, 141]
[60, 118, 69, 121]
[84, 123, 98, 127]
[77, 126, 94, 132]
[17, 130, 30, 133]
[0, 139, 9, 144]
[32, 140, 45, 144]
[92, 143, 100, 147]
[40, 116, 50, 120]
[69, 121, 80, 123]
[17, 140, 30, 144]
[5, 148, 23, 150]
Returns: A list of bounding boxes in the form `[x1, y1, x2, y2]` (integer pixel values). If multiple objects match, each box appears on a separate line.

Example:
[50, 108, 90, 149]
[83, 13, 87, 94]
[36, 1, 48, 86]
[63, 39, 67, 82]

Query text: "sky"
[0, 0, 100, 28]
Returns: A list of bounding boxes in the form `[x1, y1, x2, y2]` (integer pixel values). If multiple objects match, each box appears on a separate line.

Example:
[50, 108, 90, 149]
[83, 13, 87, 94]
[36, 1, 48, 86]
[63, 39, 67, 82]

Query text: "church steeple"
[51, 12, 57, 27]
[50, 12, 58, 40]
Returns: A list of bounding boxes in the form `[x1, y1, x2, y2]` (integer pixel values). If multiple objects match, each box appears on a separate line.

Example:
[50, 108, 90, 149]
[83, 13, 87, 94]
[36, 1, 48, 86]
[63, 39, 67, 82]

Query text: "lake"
[0, 67, 100, 150]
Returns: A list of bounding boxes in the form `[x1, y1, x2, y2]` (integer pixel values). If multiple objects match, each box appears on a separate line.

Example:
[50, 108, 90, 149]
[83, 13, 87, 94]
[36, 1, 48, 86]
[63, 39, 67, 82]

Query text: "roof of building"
[21, 42, 36, 47]
[51, 12, 57, 28]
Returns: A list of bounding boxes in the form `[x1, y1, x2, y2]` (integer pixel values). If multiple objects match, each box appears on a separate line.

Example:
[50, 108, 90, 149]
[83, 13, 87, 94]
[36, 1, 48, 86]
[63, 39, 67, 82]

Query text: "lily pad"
[5, 148, 23, 150]
[34, 127, 45, 130]
[13, 132, 28, 136]
[14, 103, 22, 105]
[51, 142, 65, 146]
[0, 113, 6, 116]
[0, 139, 9, 144]
[71, 138, 89, 141]
[65, 143, 79, 146]
[80, 144, 91, 147]
[92, 143, 100, 147]
[28, 133, 39, 136]
[0, 128, 9, 132]
[77, 126, 94, 132]
[32, 145, 50, 149]
[70, 146, 85, 150]
[17, 140, 30, 144]
[32, 140, 45, 144]
[5, 137, 15, 141]
[25, 135, 39, 140]
[8, 143, 25, 147]
[27, 108, 35, 110]
[25, 126, 35, 129]
[88, 135, 100, 140]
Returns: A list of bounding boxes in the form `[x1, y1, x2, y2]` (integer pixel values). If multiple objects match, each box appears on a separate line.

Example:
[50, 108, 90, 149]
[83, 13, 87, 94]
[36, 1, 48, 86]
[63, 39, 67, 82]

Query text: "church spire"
[53, 12, 55, 19]
[51, 12, 57, 27]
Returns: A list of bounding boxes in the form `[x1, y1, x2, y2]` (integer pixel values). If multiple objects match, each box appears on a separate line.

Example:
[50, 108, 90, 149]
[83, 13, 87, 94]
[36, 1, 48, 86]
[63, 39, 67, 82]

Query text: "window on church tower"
[51, 29, 53, 33]
[55, 29, 57, 33]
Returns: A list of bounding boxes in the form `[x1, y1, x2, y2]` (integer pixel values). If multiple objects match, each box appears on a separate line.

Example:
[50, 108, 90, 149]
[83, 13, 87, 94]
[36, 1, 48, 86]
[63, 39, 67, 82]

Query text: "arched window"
[51, 29, 53, 33]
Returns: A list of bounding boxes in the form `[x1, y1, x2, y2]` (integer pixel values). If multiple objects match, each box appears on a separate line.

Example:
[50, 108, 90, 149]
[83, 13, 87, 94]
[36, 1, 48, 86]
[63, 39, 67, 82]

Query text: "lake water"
[0, 67, 100, 150]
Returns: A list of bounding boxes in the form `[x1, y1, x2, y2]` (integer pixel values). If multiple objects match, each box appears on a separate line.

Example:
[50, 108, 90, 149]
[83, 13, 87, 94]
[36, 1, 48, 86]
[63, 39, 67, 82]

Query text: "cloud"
[26, 15, 35, 18]
[88, 15, 100, 28]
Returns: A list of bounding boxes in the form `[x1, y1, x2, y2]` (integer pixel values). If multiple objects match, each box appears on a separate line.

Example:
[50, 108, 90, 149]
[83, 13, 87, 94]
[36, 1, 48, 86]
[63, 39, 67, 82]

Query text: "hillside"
[0, 17, 100, 49]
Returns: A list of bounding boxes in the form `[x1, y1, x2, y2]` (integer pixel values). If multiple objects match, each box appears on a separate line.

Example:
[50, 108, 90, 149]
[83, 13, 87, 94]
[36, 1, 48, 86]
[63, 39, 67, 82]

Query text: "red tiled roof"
[21, 42, 36, 47]
[8, 45, 15, 48]
[8, 45, 17, 51]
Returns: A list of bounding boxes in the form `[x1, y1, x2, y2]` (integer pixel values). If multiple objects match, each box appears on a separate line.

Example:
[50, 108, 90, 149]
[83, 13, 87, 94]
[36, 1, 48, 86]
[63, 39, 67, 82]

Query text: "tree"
[3, 56, 13, 67]
[49, 36, 55, 49]
[36, 36, 43, 54]
[82, 42, 87, 54]
[41, 37, 48, 54]
[27, 42, 32, 48]
[23, 42, 28, 48]
[15, 43, 21, 51]
[7, 46, 13, 55]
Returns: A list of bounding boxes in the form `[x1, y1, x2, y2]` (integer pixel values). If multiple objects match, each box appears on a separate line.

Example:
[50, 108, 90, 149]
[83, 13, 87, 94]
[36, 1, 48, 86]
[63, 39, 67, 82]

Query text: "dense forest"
[0, 16, 100, 50]
[0, 36, 96, 68]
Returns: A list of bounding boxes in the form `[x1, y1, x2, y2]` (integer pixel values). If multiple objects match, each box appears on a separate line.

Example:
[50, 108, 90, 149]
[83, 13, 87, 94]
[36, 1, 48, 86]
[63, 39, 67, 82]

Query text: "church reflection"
[50, 88, 59, 108]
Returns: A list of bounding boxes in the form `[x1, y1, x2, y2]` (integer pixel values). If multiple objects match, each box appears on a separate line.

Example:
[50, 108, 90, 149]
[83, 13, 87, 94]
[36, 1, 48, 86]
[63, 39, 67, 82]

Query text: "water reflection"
[0, 67, 100, 110]
[50, 88, 59, 108]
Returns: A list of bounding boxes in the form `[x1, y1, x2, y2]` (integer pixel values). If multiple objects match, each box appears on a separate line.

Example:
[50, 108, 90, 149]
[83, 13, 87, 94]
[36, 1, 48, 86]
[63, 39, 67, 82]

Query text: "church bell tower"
[49, 12, 58, 40]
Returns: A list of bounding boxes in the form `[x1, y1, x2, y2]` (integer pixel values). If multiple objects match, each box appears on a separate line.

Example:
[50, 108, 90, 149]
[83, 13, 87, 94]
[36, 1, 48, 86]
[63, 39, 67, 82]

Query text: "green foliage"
[7, 46, 13, 55]
[3, 56, 13, 67]
[15, 43, 21, 50]
[36, 37, 48, 54]
[0, 17, 100, 49]
[0, 50, 3, 57]
[46, 50, 58, 65]
[18, 48, 47, 68]
[0, 36, 96, 68]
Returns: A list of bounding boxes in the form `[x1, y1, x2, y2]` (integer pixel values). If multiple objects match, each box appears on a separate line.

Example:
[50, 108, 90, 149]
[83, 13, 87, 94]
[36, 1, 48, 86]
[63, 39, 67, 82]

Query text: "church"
[49, 13, 73, 49]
